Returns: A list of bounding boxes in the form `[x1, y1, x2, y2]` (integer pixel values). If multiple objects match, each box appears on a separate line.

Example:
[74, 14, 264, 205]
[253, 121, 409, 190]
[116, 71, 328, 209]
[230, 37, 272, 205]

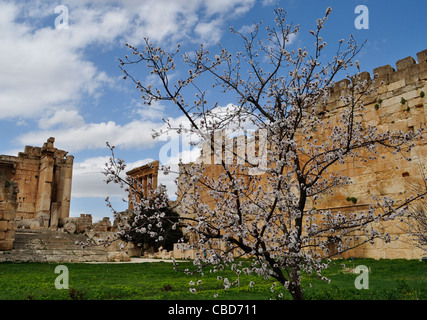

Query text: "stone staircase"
[0, 229, 109, 263]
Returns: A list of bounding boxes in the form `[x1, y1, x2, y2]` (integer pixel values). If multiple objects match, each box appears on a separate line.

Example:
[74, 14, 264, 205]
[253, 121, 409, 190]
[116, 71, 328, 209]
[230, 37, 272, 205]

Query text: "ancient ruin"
[0, 138, 73, 250]
[0, 137, 73, 228]
[0, 138, 130, 262]
[126, 160, 159, 211]
[176, 49, 427, 260]
[124, 160, 181, 259]
[2, 49, 427, 263]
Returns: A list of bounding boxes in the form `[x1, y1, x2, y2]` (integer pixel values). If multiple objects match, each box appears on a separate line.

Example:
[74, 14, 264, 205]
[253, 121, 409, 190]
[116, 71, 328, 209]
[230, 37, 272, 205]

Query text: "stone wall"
[312, 49, 427, 259]
[0, 172, 18, 251]
[61, 214, 117, 235]
[176, 49, 427, 260]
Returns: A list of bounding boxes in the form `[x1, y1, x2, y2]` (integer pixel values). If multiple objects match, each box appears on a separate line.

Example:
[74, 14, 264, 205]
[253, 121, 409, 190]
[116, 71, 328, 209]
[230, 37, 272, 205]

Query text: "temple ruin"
[126, 160, 159, 211]
[0, 137, 73, 226]
[2, 49, 427, 262]
[0, 138, 73, 250]
[0, 138, 132, 261]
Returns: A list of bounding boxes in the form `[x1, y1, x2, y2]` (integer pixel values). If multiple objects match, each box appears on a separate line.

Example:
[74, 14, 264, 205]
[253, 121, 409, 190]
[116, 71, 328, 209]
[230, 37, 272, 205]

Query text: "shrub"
[121, 205, 184, 251]
[346, 196, 358, 204]
[69, 288, 86, 300]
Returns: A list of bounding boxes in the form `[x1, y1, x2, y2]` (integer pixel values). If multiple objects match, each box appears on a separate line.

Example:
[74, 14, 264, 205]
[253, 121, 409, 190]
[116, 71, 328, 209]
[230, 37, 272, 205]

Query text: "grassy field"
[0, 258, 425, 300]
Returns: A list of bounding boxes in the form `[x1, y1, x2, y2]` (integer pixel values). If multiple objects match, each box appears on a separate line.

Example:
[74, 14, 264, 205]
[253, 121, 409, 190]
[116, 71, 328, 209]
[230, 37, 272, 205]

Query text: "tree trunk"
[276, 271, 305, 300]
[289, 283, 305, 300]
[289, 270, 305, 300]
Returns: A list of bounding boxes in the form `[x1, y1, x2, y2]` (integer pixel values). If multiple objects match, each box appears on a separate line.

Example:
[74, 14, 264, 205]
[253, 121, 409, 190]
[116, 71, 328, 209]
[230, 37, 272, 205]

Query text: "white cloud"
[72, 156, 118, 198]
[132, 100, 165, 121]
[17, 119, 160, 152]
[65, 0, 255, 46]
[0, 2, 115, 120]
[72, 155, 155, 198]
[261, 0, 277, 6]
[238, 24, 256, 34]
[204, 0, 255, 17]
[71, 154, 181, 201]
[0, 0, 257, 122]
[194, 20, 224, 45]
[37, 104, 254, 201]
[16, 106, 195, 154]
[38, 109, 85, 129]
[286, 32, 297, 45]
[66, 112, 203, 200]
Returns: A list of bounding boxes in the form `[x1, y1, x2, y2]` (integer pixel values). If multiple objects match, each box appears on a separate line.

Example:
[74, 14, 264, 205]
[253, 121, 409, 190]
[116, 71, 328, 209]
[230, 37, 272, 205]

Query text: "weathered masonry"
[0, 137, 73, 233]
[0, 138, 140, 262]
[126, 160, 159, 211]
[177, 49, 427, 260]
[0, 173, 18, 250]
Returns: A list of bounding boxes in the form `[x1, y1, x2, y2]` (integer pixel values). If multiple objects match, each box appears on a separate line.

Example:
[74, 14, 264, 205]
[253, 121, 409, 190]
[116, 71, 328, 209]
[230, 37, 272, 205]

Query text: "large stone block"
[396, 56, 416, 71]
[388, 79, 406, 91]
[0, 240, 14, 251]
[107, 251, 131, 262]
[0, 221, 8, 231]
[0, 210, 15, 221]
[417, 49, 427, 63]
[373, 64, 395, 77]
[5, 229, 15, 240]
[64, 221, 76, 234]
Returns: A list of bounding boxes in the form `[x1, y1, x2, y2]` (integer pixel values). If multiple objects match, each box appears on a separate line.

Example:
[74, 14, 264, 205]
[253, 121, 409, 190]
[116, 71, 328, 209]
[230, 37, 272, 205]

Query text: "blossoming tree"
[104, 7, 426, 300]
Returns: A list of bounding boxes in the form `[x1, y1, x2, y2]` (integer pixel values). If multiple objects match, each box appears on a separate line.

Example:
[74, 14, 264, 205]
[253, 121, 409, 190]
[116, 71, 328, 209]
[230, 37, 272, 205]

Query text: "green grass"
[0, 259, 425, 300]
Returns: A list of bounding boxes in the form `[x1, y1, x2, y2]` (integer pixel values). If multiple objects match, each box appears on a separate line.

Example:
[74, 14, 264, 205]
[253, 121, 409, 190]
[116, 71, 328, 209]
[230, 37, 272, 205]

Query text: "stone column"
[153, 168, 158, 190]
[50, 202, 61, 228]
[49, 161, 63, 228]
[35, 148, 55, 220]
[59, 155, 73, 220]
[143, 175, 148, 196]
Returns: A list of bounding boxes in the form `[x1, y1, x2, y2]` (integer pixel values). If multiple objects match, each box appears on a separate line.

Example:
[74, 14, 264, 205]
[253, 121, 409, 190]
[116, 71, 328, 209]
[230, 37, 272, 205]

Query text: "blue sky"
[1, 0, 426, 221]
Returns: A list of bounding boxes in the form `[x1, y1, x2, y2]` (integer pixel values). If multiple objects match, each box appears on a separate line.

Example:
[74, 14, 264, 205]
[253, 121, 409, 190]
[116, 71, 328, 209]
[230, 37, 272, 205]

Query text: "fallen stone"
[107, 251, 131, 262]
